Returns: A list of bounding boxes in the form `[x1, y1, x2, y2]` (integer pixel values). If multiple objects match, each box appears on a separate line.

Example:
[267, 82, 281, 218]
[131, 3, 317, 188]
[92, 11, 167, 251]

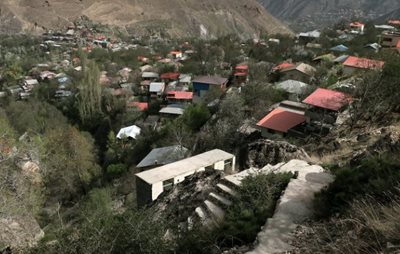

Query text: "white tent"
[116, 125, 141, 139]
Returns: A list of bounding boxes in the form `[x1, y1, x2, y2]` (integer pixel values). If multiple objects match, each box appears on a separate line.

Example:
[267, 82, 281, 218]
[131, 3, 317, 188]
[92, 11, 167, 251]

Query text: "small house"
[22, 79, 39, 92]
[137, 145, 189, 170]
[116, 125, 141, 140]
[275, 80, 310, 101]
[234, 64, 249, 84]
[135, 149, 235, 206]
[342, 56, 385, 75]
[279, 63, 316, 83]
[127, 101, 149, 112]
[167, 91, 193, 104]
[141, 72, 159, 81]
[298, 30, 321, 44]
[159, 104, 185, 118]
[169, 50, 183, 59]
[350, 22, 365, 34]
[149, 82, 166, 99]
[160, 72, 180, 82]
[192, 75, 228, 99]
[381, 31, 400, 48]
[256, 106, 307, 138]
[330, 44, 349, 52]
[303, 88, 352, 123]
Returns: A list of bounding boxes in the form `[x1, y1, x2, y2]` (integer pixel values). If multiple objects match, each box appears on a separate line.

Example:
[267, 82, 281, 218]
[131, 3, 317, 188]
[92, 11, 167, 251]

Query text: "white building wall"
[214, 161, 225, 170]
[152, 182, 164, 201]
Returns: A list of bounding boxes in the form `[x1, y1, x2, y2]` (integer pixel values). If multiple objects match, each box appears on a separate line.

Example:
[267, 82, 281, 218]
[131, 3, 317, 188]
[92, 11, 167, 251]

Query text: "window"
[163, 179, 174, 191]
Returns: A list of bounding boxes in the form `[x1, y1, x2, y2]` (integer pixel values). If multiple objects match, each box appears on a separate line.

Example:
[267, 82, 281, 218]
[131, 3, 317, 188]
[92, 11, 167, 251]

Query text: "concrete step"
[204, 200, 225, 221]
[217, 183, 236, 197]
[209, 192, 232, 208]
[195, 206, 207, 222]
[187, 216, 194, 230]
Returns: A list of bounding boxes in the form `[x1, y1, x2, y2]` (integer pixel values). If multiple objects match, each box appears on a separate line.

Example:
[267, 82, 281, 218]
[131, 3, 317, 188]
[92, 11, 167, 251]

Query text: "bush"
[314, 154, 400, 218]
[176, 172, 293, 253]
[181, 104, 211, 131]
[218, 172, 294, 245]
[106, 163, 129, 177]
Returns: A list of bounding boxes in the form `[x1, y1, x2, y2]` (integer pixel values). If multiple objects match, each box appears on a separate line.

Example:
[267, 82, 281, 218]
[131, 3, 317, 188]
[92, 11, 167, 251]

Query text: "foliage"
[181, 104, 211, 131]
[218, 172, 293, 245]
[106, 163, 129, 177]
[176, 172, 293, 253]
[39, 127, 101, 203]
[314, 154, 400, 218]
[76, 57, 103, 124]
[296, 196, 400, 254]
[5, 100, 68, 135]
[32, 203, 172, 254]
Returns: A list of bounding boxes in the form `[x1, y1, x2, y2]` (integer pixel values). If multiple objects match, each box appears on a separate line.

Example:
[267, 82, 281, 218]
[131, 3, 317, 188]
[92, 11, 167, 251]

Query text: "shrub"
[314, 154, 400, 218]
[218, 172, 294, 245]
[106, 163, 129, 177]
[181, 104, 211, 131]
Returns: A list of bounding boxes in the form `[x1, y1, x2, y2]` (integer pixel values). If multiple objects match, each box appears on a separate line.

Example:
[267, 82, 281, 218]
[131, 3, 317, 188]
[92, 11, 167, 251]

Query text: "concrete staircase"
[192, 163, 285, 228]
[246, 160, 334, 254]
[190, 159, 334, 254]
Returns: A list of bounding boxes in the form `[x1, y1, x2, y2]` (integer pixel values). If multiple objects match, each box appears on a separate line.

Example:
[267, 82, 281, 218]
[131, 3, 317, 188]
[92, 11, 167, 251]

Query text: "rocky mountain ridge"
[0, 0, 292, 38]
[258, 0, 400, 31]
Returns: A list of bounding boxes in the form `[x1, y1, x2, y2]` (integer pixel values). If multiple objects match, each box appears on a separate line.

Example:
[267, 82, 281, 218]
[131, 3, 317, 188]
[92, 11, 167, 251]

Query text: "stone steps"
[209, 192, 232, 208]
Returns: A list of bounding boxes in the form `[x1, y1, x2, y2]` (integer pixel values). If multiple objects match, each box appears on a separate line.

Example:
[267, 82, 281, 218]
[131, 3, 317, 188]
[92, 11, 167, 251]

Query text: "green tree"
[39, 127, 101, 203]
[181, 104, 211, 131]
[77, 59, 103, 124]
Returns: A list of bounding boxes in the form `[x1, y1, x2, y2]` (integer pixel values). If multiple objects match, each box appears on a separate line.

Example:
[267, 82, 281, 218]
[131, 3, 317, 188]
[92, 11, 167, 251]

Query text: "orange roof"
[343, 56, 385, 70]
[127, 101, 149, 111]
[303, 88, 352, 111]
[397, 41, 400, 49]
[257, 108, 306, 133]
[160, 72, 180, 80]
[272, 62, 295, 71]
[350, 22, 365, 27]
[167, 91, 193, 100]
[170, 51, 183, 56]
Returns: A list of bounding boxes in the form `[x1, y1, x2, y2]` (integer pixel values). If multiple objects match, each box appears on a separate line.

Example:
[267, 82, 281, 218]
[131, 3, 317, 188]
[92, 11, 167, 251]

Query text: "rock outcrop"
[244, 139, 310, 168]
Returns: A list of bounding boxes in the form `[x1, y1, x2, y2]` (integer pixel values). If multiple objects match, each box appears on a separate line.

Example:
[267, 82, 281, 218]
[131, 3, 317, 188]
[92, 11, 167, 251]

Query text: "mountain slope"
[375, 8, 400, 24]
[0, 0, 292, 38]
[258, 0, 400, 31]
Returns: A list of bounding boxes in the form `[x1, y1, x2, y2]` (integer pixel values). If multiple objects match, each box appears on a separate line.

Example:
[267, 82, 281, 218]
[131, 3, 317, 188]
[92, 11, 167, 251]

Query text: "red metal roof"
[257, 108, 306, 133]
[127, 101, 149, 111]
[235, 64, 249, 71]
[397, 41, 400, 49]
[170, 50, 182, 55]
[161, 72, 180, 80]
[350, 22, 364, 28]
[272, 62, 295, 71]
[303, 88, 352, 111]
[388, 20, 400, 25]
[343, 56, 385, 70]
[167, 91, 193, 100]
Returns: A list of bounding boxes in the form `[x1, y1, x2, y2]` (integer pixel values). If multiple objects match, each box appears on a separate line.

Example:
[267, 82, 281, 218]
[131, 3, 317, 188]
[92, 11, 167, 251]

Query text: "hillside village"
[1, 14, 400, 254]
